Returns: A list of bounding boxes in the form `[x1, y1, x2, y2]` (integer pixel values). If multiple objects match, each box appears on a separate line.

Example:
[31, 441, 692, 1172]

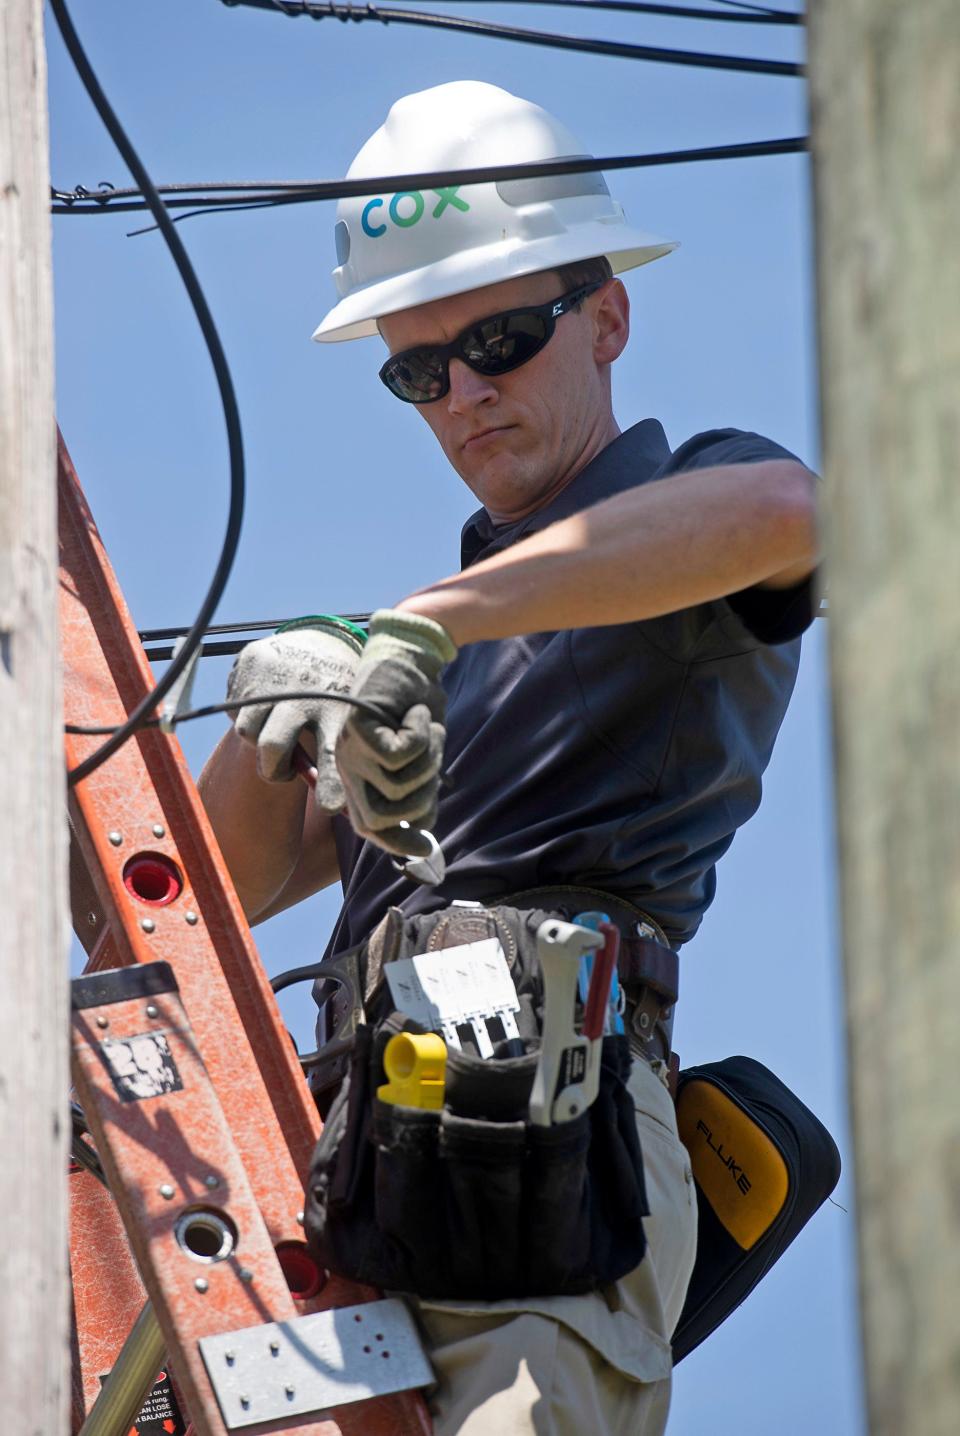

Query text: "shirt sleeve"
[724, 570, 817, 644]
[659, 428, 820, 646]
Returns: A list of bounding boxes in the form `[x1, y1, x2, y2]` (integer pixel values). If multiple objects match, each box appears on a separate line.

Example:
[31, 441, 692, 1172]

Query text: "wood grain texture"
[0, 1, 70, 1430]
[810, 4, 960, 1432]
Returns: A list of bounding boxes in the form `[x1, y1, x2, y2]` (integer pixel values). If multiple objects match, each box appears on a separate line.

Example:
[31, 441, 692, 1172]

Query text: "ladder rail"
[61, 433, 432, 1434]
[60, 433, 321, 1184]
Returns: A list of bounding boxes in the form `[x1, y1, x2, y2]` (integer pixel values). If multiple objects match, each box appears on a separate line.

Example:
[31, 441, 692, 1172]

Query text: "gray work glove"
[225, 617, 365, 812]
[336, 608, 458, 857]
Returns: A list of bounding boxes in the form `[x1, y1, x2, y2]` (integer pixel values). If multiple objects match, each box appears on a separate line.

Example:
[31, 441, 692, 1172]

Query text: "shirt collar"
[460, 419, 671, 569]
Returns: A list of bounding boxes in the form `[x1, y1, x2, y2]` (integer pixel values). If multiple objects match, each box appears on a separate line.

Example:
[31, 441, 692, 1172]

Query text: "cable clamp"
[159, 635, 202, 734]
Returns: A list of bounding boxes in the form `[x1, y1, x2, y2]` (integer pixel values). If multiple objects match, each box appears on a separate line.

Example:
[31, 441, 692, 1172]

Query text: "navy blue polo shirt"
[324, 419, 814, 958]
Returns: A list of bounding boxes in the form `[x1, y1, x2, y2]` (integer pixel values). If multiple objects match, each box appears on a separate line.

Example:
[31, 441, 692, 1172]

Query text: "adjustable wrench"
[529, 919, 604, 1127]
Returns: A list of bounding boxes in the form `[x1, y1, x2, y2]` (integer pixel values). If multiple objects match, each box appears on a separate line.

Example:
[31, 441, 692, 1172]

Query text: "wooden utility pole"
[809, 5, 960, 1433]
[0, 1, 69, 1427]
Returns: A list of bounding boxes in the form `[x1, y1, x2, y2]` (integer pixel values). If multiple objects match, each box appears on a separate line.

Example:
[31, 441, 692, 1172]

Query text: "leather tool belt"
[499, 886, 679, 1070]
[304, 899, 650, 1300]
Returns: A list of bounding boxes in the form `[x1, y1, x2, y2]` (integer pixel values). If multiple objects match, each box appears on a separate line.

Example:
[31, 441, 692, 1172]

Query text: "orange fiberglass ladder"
[61, 432, 434, 1436]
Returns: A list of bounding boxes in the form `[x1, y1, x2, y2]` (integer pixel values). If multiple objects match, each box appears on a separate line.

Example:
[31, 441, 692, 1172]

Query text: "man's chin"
[460, 453, 516, 497]
[467, 468, 551, 523]
[458, 433, 517, 477]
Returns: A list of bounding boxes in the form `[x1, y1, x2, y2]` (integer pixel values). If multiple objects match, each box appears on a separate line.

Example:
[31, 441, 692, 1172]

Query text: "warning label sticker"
[557, 1044, 587, 1093]
[100, 1031, 183, 1102]
[98, 1367, 187, 1434]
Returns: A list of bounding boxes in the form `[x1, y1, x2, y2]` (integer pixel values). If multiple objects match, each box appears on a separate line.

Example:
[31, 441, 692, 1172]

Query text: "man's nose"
[446, 358, 498, 413]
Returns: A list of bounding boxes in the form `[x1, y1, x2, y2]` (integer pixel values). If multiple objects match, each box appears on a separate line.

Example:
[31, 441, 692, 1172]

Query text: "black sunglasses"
[379, 281, 605, 404]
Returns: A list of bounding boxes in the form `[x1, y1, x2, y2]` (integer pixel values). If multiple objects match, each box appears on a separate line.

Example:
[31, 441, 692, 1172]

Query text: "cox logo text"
[361, 187, 470, 238]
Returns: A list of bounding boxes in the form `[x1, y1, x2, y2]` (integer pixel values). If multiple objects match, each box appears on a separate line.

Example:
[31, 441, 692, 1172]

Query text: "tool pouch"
[304, 903, 649, 1300]
[671, 1055, 841, 1363]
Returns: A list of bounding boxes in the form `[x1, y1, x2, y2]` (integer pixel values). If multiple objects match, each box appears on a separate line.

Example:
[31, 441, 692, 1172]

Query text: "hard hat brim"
[311, 227, 678, 344]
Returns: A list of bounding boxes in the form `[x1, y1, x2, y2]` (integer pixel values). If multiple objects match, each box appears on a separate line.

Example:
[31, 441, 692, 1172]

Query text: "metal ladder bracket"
[199, 1299, 434, 1428]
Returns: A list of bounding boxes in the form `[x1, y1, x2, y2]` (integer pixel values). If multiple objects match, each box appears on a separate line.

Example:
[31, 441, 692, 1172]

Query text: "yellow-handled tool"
[377, 1031, 448, 1110]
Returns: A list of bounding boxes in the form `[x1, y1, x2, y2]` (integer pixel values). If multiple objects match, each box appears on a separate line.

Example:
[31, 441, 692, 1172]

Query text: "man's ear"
[593, 278, 630, 366]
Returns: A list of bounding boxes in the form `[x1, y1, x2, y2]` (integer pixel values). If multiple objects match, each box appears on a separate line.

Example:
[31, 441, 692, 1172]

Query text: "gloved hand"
[336, 608, 458, 856]
[225, 616, 365, 812]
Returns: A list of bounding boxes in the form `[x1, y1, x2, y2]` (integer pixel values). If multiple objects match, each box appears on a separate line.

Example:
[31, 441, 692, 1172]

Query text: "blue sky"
[50, 2, 862, 1431]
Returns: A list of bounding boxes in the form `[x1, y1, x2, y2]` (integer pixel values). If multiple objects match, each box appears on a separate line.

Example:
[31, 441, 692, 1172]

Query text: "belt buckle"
[627, 916, 673, 1067]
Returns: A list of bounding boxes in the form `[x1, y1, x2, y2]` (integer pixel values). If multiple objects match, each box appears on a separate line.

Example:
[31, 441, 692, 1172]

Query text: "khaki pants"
[413, 1057, 698, 1435]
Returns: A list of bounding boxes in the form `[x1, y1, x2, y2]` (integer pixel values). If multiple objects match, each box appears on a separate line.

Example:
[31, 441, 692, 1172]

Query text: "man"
[200, 81, 818, 1435]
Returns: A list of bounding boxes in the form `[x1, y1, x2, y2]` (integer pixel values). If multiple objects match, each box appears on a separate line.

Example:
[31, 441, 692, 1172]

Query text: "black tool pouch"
[304, 904, 649, 1301]
[671, 1055, 841, 1363]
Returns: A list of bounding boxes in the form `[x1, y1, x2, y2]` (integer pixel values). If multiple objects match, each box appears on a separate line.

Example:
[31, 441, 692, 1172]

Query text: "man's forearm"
[396, 460, 818, 646]
[198, 727, 312, 921]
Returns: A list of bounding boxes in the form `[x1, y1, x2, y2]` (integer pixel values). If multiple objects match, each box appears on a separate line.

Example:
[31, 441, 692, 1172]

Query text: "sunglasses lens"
[382, 350, 447, 403]
[381, 302, 560, 402]
[465, 313, 549, 374]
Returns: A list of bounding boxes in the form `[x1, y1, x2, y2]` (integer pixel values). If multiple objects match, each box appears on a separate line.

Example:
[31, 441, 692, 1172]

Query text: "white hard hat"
[313, 81, 677, 343]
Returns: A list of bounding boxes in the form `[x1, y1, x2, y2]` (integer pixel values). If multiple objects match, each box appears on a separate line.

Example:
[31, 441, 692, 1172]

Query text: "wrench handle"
[530, 920, 603, 1125]
[583, 923, 620, 1041]
[529, 939, 582, 1125]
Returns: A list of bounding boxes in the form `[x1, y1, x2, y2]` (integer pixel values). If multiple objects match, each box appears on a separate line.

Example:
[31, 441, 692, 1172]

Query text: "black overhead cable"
[65, 691, 398, 737]
[138, 616, 372, 641]
[217, 0, 804, 76]
[50, 137, 810, 226]
[50, 0, 246, 787]
[137, 615, 373, 664]
[141, 638, 272, 661]
[321, 0, 804, 23]
[706, 1, 798, 16]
